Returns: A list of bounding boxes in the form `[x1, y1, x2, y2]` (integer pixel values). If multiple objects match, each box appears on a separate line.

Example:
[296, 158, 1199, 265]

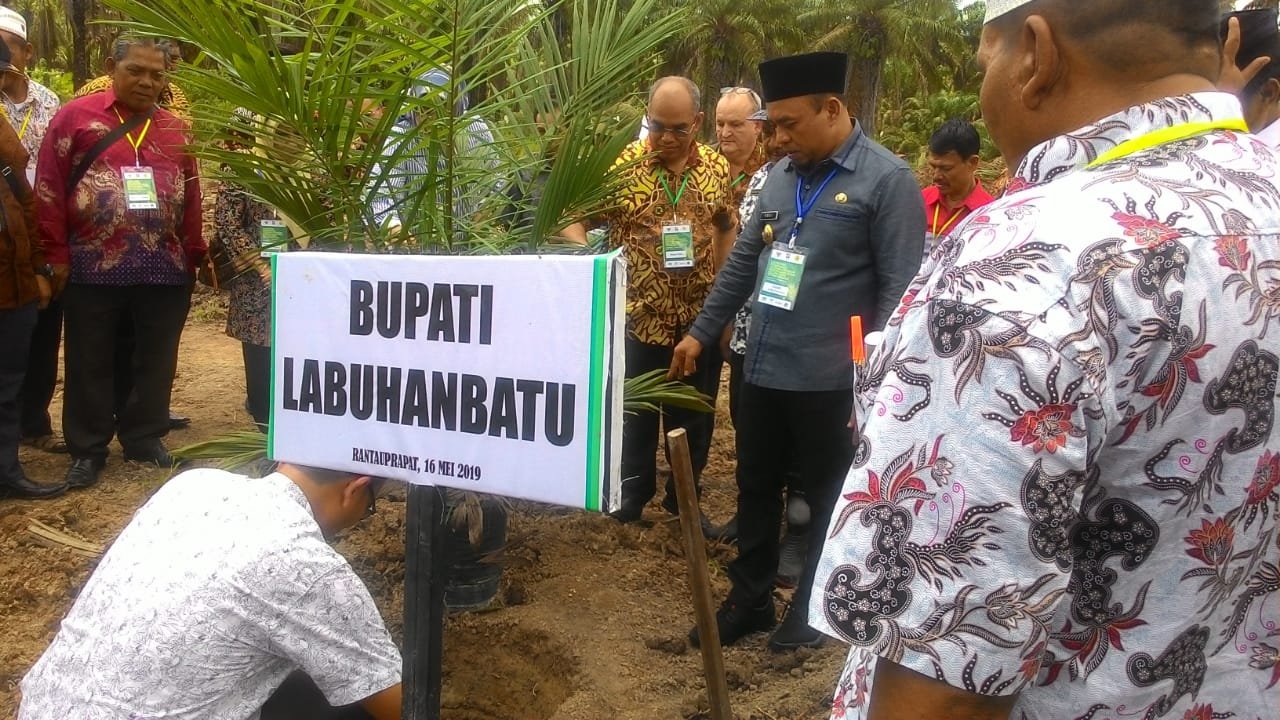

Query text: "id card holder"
[122, 166, 158, 211]
[259, 219, 288, 257]
[757, 245, 807, 311]
[661, 221, 694, 270]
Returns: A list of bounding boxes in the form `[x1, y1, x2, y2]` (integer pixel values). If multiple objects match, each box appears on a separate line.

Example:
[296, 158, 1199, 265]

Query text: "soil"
[0, 289, 845, 720]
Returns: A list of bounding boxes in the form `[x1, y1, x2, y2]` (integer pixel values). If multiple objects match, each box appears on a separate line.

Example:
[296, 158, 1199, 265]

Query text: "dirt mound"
[443, 619, 577, 719]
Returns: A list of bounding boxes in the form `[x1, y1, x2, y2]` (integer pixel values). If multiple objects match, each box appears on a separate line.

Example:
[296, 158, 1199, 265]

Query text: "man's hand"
[669, 335, 703, 380]
[35, 274, 51, 309]
[1220, 16, 1271, 96]
[867, 657, 1016, 720]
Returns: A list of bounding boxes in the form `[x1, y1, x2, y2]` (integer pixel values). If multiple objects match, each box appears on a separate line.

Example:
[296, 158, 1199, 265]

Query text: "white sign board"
[269, 251, 625, 512]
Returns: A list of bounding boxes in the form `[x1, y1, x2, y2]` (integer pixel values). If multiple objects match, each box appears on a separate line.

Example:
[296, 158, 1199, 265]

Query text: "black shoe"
[767, 603, 824, 652]
[776, 530, 808, 588]
[123, 440, 174, 467]
[688, 597, 776, 648]
[0, 473, 68, 499]
[65, 458, 106, 489]
[168, 412, 191, 430]
[709, 515, 739, 543]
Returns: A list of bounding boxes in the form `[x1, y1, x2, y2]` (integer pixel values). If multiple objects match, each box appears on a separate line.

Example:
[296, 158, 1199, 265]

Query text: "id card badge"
[259, 219, 288, 257]
[661, 222, 695, 269]
[757, 245, 807, 311]
[121, 167, 158, 211]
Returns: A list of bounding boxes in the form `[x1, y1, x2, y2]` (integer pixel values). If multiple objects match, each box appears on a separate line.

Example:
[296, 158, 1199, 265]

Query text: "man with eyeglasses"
[604, 76, 734, 529]
[671, 52, 925, 651]
[20, 463, 403, 720]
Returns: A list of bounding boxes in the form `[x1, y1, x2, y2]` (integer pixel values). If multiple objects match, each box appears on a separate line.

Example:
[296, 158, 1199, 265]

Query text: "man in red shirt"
[36, 36, 204, 489]
[921, 119, 994, 251]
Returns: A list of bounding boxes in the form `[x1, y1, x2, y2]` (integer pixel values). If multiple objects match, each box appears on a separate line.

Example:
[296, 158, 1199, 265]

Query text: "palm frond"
[171, 430, 269, 468]
[622, 368, 713, 415]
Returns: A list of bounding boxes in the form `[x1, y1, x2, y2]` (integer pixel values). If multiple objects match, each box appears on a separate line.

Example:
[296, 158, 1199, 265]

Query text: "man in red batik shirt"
[920, 118, 994, 253]
[36, 36, 204, 490]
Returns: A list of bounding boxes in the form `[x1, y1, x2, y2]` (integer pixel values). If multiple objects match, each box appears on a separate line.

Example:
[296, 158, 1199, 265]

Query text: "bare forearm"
[360, 682, 402, 720]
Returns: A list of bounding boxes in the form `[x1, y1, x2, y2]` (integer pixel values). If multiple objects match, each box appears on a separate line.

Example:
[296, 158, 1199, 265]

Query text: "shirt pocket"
[813, 205, 862, 223]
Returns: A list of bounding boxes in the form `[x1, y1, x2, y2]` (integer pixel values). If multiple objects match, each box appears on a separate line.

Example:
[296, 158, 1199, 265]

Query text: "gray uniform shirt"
[690, 125, 926, 391]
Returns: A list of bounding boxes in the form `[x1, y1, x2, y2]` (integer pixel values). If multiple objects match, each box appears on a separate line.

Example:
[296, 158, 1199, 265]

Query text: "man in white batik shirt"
[812, 1, 1280, 719]
[19, 465, 403, 720]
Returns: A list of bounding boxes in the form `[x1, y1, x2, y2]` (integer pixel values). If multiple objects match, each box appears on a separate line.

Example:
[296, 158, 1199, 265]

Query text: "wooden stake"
[667, 428, 734, 720]
[403, 485, 447, 719]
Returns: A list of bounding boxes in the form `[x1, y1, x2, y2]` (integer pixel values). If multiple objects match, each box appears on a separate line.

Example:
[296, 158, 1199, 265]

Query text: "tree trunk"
[68, 0, 90, 88]
[847, 54, 883, 141]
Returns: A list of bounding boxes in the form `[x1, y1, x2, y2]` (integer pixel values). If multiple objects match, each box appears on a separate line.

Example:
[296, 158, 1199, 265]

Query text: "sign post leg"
[667, 428, 734, 720]
[403, 485, 447, 719]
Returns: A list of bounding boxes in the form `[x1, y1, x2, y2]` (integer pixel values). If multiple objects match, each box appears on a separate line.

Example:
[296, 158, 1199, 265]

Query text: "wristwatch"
[35, 263, 53, 278]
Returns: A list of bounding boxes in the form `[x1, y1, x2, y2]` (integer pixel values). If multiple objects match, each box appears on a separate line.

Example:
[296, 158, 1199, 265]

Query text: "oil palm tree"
[657, 0, 803, 131]
[800, 0, 966, 139]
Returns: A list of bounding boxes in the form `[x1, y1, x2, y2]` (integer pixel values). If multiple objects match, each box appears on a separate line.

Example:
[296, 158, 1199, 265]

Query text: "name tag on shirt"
[661, 222, 694, 269]
[122, 167, 158, 211]
[757, 245, 807, 311]
[259, 219, 288, 256]
[760, 210, 779, 221]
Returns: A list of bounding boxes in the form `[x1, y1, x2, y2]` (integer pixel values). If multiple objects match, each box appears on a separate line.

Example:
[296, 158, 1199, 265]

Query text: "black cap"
[1222, 8, 1280, 90]
[758, 52, 847, 103]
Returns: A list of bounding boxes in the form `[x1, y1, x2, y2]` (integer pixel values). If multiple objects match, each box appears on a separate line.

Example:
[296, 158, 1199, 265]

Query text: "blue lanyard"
[790, 166, 840, 246]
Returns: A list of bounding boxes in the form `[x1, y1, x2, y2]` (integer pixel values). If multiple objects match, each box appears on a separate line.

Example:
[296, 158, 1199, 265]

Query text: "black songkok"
[758, 52, 848, 103]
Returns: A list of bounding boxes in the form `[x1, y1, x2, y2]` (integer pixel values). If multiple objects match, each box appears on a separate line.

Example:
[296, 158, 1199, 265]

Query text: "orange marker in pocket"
[850, 315, 865, 364]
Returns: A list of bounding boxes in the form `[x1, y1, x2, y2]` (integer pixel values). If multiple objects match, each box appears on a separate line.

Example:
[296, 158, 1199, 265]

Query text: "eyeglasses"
[720, 86, 763, 111]
[646, 118, 693, 138]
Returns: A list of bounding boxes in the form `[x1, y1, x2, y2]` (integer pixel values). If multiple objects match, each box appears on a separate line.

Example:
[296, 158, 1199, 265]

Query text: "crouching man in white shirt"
[18, 463, 403, 720]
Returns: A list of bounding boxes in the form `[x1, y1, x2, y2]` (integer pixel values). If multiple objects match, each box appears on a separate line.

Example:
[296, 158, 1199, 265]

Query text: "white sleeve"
[268, 565, 403, 706]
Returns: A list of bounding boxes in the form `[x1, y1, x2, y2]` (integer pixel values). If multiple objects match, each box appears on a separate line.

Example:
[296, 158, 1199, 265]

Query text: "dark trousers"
[243, 342, 271, 430]
[261, 672, 371, 720]
[727, 350, 744, 426]
[1, 302, 37, 482]
[729, 383, 852, 612]
[18, 299, 61, 438]
[112, 316, 134, 417]
[63, 283, 192, 460]
[729, 350, 804, 501]
[619, 336, 722, 512]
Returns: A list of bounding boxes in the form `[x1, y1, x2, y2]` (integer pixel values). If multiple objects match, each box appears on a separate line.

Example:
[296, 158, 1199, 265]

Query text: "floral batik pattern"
[814, 92, 1280, 720]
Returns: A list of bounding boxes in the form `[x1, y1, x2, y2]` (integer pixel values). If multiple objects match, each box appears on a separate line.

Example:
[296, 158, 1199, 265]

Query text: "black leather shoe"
[688, 597, 775, 648]
[709, 515, 739, 543]
[767, 603, 824, 652]
[0, 473, 68, 499]
[65, 458, 106, 489]
[168, 412, 191, 430]
[123, 440, 174, 467]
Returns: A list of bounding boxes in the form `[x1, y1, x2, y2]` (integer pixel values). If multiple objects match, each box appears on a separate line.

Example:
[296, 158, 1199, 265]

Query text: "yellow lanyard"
[111, 106, 153, 165]
[16, 105, 32, 140]
[930, 203, 965, 236]
[1086, 118, 1249, 169]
